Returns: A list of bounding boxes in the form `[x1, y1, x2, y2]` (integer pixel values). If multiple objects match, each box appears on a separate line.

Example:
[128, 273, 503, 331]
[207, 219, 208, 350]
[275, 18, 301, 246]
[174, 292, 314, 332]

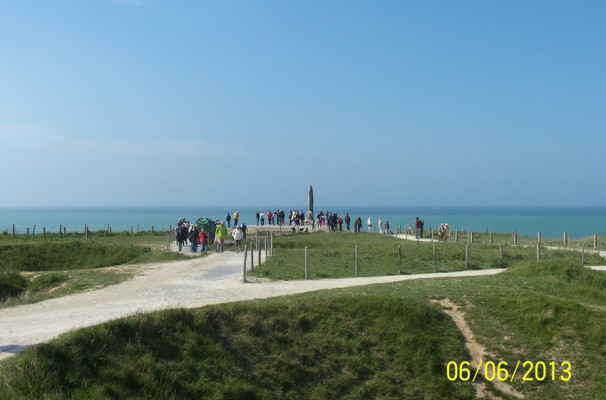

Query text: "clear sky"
[1, 0, 604, 208]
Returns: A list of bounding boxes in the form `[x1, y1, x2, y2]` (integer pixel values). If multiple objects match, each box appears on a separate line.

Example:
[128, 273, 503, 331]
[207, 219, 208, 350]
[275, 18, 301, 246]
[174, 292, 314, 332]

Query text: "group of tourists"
[176, 211, 451, 255]
[175, 217, 209, 253]
[413, 217, 450, 241]
[362, 217, 392, 234]
[175, 216, 247, 254]
[255, 209, 306, 226]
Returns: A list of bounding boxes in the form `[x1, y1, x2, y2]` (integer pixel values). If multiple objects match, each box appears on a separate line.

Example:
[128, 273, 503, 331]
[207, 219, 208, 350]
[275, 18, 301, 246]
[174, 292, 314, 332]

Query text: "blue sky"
[1, 0, 604, 208]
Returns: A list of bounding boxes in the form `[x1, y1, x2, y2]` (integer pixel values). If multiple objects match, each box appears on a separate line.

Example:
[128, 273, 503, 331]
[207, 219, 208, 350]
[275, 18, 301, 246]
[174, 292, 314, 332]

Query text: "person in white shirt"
[231, 226, 244, 252]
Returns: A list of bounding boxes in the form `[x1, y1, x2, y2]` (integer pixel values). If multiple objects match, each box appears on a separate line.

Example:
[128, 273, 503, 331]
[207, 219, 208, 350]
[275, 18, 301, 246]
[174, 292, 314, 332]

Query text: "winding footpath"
[0, 246, 504, 360]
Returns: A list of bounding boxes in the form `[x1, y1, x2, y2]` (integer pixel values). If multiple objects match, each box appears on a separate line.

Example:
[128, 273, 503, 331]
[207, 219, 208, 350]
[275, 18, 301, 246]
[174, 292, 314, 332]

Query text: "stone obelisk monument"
[308, 185, 314, 216]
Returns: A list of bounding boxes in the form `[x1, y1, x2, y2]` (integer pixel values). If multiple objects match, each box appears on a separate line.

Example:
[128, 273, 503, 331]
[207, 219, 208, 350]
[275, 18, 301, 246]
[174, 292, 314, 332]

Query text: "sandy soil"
[0, 240, 504, 360]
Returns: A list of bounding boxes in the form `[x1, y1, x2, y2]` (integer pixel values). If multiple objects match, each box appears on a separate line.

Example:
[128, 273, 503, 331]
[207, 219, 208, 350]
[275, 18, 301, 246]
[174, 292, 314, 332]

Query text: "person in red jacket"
[198, 228, 209, 252]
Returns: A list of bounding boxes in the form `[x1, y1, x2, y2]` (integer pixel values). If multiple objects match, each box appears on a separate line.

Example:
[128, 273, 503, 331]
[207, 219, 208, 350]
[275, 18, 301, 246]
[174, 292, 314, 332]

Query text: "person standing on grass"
[355, 216, 362, 232]
[367, 217, 373, 232]
[378, 218, 383, 234]
[260, 211, 265, 226]
[345, 213, 351, 230]
[226, 213, 231, 228]
[415, 217, 420, 239]
[256, 211, 260, 225]
[233, 211, 239, 227]
[215, 221, 228, 253]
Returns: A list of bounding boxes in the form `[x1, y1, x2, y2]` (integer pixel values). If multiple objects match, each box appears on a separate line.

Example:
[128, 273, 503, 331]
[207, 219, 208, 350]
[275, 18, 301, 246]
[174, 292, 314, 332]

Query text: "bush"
[0, 271, 27, 301]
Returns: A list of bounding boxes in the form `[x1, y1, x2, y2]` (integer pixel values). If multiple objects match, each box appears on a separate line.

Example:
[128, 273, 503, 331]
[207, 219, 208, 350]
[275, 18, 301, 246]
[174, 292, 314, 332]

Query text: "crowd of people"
[175, 212, 452, 253]
[175, 216, 247, 254]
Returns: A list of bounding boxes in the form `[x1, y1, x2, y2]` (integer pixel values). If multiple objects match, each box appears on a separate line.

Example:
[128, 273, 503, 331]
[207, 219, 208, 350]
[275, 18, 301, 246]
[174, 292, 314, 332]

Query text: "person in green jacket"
[215, 221, 228, 253]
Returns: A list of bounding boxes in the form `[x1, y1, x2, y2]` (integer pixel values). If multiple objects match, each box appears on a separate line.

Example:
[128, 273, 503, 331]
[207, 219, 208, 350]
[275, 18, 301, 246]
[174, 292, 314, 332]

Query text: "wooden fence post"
[538, 232, 542, 246]
[398, 245, 402, 274]
[433, 244, 437, 272]
[43, 227, 46, 238]
[250, 242, 254, 271]
[26, 227, 29, 237]
[258, 242, 261, 266]
[63, 227, 67, 237]
[582, 244, 585, 265]
[594, 234, 598, 250]
[500, 244, 503, 267]
[270, 232, 274, 256]
[537, 243, 541, 261]
[32, 224, 36, 235]
[568, 233, 571, 251]
[355, 245, 359, 277]
[130, 226, 133, 235]
[151, 226, 154, 234]
[455, 230, 459, 242]
[243, 245, 248, 283]
[563, 232, 567, 247]
[12, 224, 15, 238]
[305, 246, 309, 280]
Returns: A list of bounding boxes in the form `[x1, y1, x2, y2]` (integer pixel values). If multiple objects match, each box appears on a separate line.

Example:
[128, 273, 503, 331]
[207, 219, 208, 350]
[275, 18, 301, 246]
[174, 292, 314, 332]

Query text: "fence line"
[3, 223, 175, 236]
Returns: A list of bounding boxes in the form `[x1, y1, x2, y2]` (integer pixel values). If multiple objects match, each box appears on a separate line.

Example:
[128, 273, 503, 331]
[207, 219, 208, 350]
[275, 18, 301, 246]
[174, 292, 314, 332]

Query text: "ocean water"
[1, 206, 605, 239]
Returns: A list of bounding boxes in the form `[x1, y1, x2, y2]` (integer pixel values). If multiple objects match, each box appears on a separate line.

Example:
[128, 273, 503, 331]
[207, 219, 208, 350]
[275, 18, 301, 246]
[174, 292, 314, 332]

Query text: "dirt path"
[0, 248, 504, 360]
[431, 299, 524, 400]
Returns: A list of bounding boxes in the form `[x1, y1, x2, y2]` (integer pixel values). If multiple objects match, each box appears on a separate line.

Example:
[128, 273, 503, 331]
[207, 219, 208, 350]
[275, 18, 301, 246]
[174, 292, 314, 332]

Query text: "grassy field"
[1, 257, 605, 399]
[249, 231, 604, 280]
[0, 231, 604, 399]
[0, 231, 191, 305]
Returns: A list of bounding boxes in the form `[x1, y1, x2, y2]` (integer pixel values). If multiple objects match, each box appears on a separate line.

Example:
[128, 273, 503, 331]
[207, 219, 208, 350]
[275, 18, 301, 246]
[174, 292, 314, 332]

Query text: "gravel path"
[0, 243, 505, 360]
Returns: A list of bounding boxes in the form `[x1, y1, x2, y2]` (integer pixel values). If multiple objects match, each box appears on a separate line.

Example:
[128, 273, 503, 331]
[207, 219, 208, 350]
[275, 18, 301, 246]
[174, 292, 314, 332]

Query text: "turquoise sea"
[1, 207, 605, 239]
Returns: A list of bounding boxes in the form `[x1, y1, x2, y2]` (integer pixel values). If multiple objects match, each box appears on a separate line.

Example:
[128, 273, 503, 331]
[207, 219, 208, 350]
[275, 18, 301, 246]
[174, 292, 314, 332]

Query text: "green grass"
[251, 231, 604, 280]
[0, 234, 191, 306]
[1, 258, 605, 399]
[0, 295, 474, 400]
[0, 271, 28, 301]
[1, 231, 605, 399]
[0, 242, 150, 272]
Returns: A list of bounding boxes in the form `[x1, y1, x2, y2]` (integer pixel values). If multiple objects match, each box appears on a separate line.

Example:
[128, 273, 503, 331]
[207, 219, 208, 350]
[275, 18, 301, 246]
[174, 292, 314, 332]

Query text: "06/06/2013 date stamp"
[446, 360, 571, 383]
